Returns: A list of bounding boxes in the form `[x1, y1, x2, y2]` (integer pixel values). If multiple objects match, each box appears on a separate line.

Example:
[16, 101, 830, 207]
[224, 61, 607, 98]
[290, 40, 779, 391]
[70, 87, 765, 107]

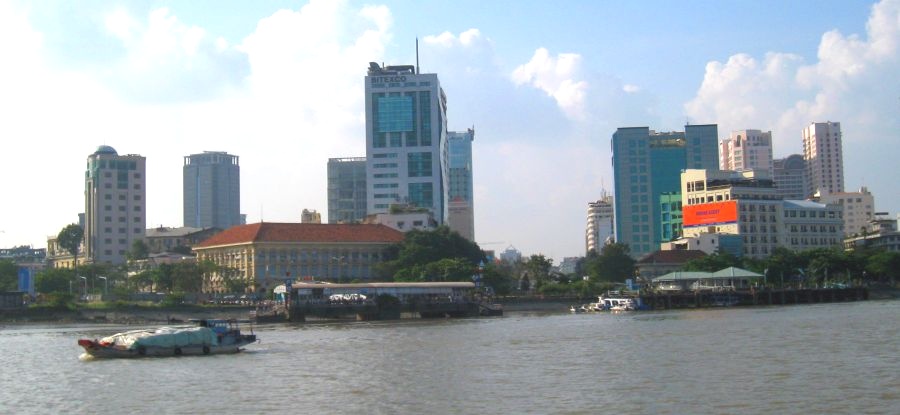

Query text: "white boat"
[77, 319, 257, 358]
[594, 294, 638, 312]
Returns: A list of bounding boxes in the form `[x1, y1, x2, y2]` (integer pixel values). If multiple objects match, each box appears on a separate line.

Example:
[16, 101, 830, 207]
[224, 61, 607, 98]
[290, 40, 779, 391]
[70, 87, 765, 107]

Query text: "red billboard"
[682, 200, 738, 227]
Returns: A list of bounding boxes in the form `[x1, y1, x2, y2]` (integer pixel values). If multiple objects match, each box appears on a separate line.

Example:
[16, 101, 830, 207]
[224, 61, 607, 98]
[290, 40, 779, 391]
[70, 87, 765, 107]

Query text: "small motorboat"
[78, 319, 257, 358]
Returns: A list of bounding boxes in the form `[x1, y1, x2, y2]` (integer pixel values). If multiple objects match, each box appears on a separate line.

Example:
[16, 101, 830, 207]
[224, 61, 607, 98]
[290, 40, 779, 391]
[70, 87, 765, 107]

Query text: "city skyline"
[2, 0, 899, 263]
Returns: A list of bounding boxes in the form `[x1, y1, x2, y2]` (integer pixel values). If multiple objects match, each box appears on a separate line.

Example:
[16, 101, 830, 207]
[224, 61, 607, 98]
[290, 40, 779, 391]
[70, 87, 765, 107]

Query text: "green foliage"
[35, 267, 75, 294]
[682, 250, 742, 272]
[125, 240, 150, 261]
[480, 262, 515, 295]
[866, 251, 900, 281]
[377, 226, 484, 281]
[160, 293, 185, 307]
[42, 293, 75, 309]
[0, 259, 18, 291]
[522, 254, 553, 286]
[57, 224, 83, 259]
[583, 243, 635, 282]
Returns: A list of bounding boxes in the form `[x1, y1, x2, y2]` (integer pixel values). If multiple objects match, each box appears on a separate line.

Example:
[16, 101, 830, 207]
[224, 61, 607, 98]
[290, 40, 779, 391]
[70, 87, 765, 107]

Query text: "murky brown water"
[2, 300, 897, 414]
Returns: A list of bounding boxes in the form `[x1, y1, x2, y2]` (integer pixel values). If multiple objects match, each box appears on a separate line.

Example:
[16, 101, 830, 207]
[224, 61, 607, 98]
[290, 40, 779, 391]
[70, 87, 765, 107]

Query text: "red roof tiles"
[195, 223, 405, 248]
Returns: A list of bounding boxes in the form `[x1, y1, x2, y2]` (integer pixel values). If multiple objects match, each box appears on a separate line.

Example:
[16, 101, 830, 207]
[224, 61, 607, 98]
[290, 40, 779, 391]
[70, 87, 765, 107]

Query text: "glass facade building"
[327, 157, 368, 223]
[183, 151, 241, 230]
[365, 62, 448, 224]
[447, 129, 475, 240]
[611, 125, 719, 258]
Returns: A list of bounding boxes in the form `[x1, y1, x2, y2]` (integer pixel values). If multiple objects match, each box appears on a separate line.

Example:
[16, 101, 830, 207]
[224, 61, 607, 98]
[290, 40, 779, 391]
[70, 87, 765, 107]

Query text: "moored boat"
[78, 319, 257, 358]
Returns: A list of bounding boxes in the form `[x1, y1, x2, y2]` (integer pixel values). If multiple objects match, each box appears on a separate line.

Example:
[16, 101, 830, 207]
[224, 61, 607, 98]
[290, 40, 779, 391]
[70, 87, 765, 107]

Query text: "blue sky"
[1, 0, 897, 263]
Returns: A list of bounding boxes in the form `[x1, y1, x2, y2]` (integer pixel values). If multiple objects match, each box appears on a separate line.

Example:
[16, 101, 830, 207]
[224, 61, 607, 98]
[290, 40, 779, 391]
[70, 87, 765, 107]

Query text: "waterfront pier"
[256, 281, 501, 322]
[640, 287, 868, 309]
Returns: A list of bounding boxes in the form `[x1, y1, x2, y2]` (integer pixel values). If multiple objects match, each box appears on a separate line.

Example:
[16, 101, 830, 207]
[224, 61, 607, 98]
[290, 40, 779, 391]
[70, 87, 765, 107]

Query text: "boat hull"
[78, 337, 256, 359]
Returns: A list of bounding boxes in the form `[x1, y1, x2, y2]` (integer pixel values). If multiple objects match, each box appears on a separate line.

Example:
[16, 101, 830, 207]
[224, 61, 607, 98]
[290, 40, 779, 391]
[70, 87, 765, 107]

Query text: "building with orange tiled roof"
[193, 222, 404, 294]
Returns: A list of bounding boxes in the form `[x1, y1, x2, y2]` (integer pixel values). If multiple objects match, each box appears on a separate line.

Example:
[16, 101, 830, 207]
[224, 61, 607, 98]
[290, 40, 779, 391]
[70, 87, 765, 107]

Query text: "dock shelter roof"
[711, 267, 763, 278]
[653, 267, 763, 282]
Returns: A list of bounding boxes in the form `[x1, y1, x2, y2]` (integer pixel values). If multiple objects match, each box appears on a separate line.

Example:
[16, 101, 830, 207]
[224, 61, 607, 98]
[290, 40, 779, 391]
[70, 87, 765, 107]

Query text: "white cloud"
[685, 0, 900, 156]
[101, 7, 249, 103]
[511, 48, 588, 120]
[0, 0, 393, 250]
[623, 84, 640, 93]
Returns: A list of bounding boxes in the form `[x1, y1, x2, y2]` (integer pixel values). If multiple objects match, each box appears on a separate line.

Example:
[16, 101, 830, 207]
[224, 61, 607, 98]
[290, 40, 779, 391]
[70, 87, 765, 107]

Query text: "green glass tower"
[611, 125, 718, 258]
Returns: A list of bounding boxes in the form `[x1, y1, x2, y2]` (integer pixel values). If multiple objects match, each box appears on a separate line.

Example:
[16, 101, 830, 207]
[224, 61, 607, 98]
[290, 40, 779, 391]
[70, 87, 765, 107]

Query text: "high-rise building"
[720, 129, 773, 177]
[327, 157, 368, 224]
[586, 192, 614, 254]
[183, 151, 241, 230]
[773, 154, 808, 200]
[816, 187, 875, 237]
[84, 145, 146, 264]
[365, 62, 448, 224]
[611, 125, 719, 258]
[802, 121, 844, 197]
[447, 128, 475, 240]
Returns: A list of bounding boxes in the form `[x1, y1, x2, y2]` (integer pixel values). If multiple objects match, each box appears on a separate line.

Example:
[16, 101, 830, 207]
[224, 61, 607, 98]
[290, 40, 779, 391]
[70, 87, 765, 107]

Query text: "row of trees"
[683, 246, 900, 286]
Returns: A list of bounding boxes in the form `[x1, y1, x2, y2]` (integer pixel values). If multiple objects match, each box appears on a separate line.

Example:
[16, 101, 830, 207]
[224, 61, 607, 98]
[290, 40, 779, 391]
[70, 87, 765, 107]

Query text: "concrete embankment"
[0, 306, 254, 325]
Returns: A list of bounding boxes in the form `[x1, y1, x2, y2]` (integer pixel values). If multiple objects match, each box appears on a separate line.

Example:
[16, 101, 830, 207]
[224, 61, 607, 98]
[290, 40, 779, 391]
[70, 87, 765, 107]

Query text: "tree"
[57, 224, 83, 270]
[523, 254, 553, 289]
[35, 268, 75, 294]
[376, 226, 485, 281]
[866, 250, 900, 283]
[481, 262, 515, 295]
[126, 240, 150, 262]
[0, 259, 18, 291]
[584, 243, 635, 283]
[682, 250, 742, 272]
[172, 262, 204, 293]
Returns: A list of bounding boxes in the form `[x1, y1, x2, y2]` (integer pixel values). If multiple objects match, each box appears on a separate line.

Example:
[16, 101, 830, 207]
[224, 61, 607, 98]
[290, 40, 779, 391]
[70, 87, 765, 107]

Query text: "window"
[408, 182, 433, 208]
[407, 152, 432, 177]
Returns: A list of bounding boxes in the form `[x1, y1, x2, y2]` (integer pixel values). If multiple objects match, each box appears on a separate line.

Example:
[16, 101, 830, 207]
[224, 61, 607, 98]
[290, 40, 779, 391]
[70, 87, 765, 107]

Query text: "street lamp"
[98, 276, 108, 296]
[79, 276, 87, 298]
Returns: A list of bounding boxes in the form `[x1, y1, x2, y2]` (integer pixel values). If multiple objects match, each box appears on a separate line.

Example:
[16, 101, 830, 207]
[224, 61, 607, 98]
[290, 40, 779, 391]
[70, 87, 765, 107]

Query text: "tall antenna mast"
[416, 37, 420, 74]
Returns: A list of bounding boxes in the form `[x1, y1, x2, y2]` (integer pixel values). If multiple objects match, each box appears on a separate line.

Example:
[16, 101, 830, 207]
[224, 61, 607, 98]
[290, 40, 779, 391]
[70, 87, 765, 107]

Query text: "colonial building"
[193, 223, 404, 294]
[144, 226, 221, 254]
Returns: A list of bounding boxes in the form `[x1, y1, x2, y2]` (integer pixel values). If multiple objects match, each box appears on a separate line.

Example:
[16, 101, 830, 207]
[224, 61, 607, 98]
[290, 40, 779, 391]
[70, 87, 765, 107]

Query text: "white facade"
[803, 122, 844, 197]
[365, 62, 448, 225]
[720, 129, 774, 177]
[84, 146, 146, 265]
[365, 212, 436, 233]
[816, 187, 875, 237]
[681, 169, 842, 258]
[586, 193, 614, 253]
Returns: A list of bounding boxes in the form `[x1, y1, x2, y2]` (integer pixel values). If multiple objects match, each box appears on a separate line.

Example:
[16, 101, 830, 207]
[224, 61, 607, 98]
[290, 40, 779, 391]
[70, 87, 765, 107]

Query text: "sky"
[1, 0, 898, 263]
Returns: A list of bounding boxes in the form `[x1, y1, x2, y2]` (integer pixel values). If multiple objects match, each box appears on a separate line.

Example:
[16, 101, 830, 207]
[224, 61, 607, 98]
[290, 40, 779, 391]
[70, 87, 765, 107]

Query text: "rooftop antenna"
[416, 37, 420, 74]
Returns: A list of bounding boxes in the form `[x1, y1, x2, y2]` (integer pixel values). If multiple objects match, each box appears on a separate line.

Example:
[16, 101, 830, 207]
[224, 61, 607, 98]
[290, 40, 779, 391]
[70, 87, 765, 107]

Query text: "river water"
[1, 300, 897, 414]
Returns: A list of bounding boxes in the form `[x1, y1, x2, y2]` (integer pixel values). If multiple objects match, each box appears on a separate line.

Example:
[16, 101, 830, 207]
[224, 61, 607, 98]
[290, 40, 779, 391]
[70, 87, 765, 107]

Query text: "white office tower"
[365, 62, 448, 224]
[802, 122, 844, 197]
[84, 146, 146, 265]
[586, 192, 615, 254]
[720, 129, 774, 177]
